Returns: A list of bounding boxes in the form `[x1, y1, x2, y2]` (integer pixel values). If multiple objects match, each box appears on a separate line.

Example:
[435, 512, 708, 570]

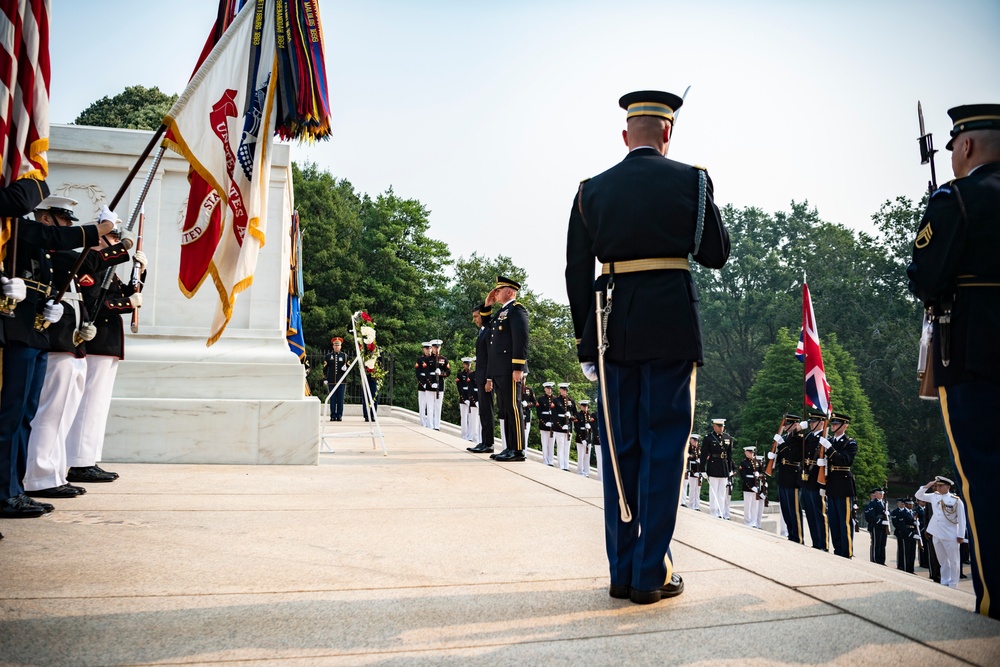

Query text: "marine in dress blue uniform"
[324, 337, 349, 421]
[565, 90, 730, 604]
[906, 103, 1000, 619]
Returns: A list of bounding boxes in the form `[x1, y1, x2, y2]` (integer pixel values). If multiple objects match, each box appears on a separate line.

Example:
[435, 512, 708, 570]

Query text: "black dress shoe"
[630, 574, 684, 604]
[489, 448, 509, 460]
[93, 465, 118, 479]
[609, 584, 630, 599]
[467, 444, 494, 453]
[0, 495, 45, 518]
[495, 450, 525, 462]
[22, 495, 55, 513]
[65, 484, 87, 495]
[67, 466, 115, 483]
[26, 485, 80, 498]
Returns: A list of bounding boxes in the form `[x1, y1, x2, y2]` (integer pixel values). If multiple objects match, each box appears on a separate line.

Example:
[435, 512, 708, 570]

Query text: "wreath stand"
[320, 311, 387, 456]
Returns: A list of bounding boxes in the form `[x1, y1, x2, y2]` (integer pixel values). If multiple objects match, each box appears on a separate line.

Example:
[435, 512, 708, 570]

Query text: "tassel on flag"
[797, 281, 831, 415]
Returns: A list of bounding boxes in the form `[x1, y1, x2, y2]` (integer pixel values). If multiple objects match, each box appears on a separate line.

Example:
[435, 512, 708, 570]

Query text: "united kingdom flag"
[797, 282, 830, 415]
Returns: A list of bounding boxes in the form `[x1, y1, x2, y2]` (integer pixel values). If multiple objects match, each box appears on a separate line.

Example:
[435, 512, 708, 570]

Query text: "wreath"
[357, 311, 386, 385]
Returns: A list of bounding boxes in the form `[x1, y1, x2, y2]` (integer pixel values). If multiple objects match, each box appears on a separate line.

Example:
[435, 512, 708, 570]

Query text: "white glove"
[754, 471, 760, 478]
[767, 451, 776, 460]
[117, 226, 137, 249]
[751, 487, 758, 494]
[77, 322, 97, 341]
[435, 368, 441, 375]
[580, 361, 598, 382]
[323, 380, 328, 385]
[798, 421, 809, 430]
[820, 437, 832, 450]
[97, 204, 119, 223]
[129, 293, 143, 308]
[430, 383, 438, 389]
[521, 400, 528, 407]
[819, 488, 826, 497]
[1, 276, 26, 301]
[882, 520, 890, 526]
[562, 424, 570, 431]
[545, 422, 552, 428]
[773, 434, 784, 445]
[816, 458, 827, 466]
[132, 250, 147, 269]
[42, 299, 63, 323]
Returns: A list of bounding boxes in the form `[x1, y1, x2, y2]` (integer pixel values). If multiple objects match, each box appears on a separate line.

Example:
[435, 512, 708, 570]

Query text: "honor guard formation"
[1, 187, 146, 533]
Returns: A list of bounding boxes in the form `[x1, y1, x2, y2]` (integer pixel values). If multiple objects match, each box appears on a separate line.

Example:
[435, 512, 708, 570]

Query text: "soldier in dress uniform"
[683, 434, 702, 510]
[915, 476, 967, 589]
[456, 358, 475, 441]
[800, 411, 829, 551]
[428, 339, 449, 430]
[553, 383, 576, 471]
[574, 399, 596, 477]
[1, 186, 119, 519]
[323, 337, 349, 421]
[415, 342, 432, 428]
[536, 382, 556, 465]
[891, 497, 918, 573]
[906, 103, 1000, 618]
[467, 305, 495, 454]
[823, 412, 857, 558]
[65, 221, 144, 485]
[484, 276, 529, 462]
[521, 383, 536, 449]
[769, 413, 806, 544]
[565, 90, 729, 603]
[24, 197, 135, 499]
[738, 445, 764, 528]
[700, 418, 732, 519]
[863, 487, 890, 565]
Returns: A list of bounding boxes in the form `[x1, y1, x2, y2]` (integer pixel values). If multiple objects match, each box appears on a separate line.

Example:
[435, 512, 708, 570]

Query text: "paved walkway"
[1, 414, 997, 666]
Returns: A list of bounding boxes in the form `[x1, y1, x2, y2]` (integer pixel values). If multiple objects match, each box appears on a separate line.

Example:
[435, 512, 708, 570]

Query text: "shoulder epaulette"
[693, 164, 707, 171]
[579, 177, 591, 184]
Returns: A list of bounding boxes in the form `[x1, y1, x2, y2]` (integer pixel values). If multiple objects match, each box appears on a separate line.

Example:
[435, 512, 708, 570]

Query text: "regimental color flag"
[0, 0, 50, 255]
[286, 210, 305, 359]
[797, 282, 831, 416]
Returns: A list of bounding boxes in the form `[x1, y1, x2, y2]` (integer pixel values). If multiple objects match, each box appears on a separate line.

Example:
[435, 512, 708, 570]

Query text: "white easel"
[320, 311, 387, 455]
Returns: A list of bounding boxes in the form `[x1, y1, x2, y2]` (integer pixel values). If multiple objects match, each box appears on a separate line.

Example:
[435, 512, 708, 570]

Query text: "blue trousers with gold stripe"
[778, 485, 802, 544]
[940, 380, 1000, 619]
[494, 376, 524, 452]
[827, 495, 853, 558]
[800, 487, 828, 551]
[597, 359, 694, 593]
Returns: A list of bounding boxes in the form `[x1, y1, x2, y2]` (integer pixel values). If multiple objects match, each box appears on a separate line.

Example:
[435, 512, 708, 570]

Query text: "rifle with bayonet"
[916, 101, 943, 401]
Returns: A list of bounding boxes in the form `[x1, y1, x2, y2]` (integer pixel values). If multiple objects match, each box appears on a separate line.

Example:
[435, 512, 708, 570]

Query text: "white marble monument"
[46, 124, 320, 465]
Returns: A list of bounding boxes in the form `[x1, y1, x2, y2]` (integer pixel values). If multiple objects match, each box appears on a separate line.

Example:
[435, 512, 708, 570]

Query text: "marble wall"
[47, 124, 320, 465]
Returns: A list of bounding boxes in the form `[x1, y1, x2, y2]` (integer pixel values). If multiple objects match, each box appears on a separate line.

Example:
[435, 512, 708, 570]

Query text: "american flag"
[0, 0, 49, 186]
[797, 282, 831, 415]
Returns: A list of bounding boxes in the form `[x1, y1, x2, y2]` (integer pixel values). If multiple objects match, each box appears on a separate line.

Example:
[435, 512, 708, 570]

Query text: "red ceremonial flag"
[798, 281, 831, 415]
[0, 0, 50, 254]
[163, 0, 278, 345]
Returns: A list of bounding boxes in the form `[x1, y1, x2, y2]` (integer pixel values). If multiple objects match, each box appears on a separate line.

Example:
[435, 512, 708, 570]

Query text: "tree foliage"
[74, 85, 177, 130]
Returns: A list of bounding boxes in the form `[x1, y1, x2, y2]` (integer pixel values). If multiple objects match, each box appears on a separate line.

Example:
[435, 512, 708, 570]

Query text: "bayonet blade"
[918, 100, 926, 137]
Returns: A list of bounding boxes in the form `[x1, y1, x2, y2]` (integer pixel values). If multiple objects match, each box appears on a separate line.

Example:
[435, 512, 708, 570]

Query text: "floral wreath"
[357, 311, 386, 385]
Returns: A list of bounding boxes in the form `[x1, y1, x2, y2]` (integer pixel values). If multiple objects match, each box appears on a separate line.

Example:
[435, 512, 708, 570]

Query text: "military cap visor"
[619, 90, 684, 121]
[783, 414, 802, 422]
[935, 475, 954, 486]
[870, 487, 884, 494]
[495, 275, 520, 291]
[36, 194, 79, 221]
[945, 103, 1000, 150]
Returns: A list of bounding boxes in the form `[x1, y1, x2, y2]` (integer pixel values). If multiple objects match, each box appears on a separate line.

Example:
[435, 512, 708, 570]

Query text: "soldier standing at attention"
[738, 445, 764, 528]
[800, 412, 830, 551]
[700, 418, 732, 519]
[907, 103, 1000, 619]
[892, 497, 918, 573]
[485, 277, 529, 462]
[536, 382, 556, 465]
[823, 412, 857, 558]
[428, 339, 449, 431]
[415, 342, 432, 428]
[769, 414, 806, 544]
[863, 488, 890, 565]
[323, 337, 348, 422]
[565, 89, 729, 604]
[574, 399, 596, 477]
[553, 383, 575, 471]
[683, 434, 701, 510]
[456, 358, 474, 440]
[521, 383, 536, 449]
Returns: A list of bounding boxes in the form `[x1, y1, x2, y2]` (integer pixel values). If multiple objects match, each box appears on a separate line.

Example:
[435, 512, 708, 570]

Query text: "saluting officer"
[770, 413, 806, 544]
[467, 305, 495, 454]
[485, 277, 529, 462]
[738, 445, 764, 528]
[823, 412, 857, 558]
[536, 382, 556, 465]
[800, 411, 829, 551]
[324, 337, 349, 421]
[415, 342, 432, 428]
[456, 358, 474, 440]
[915, 476, 967, 589]
[863, 487, 890, 565]
[573, 399, 596, 477]
[553, 383, 575, 471]
[565, 89, 729, 604]
[700, 418, 732, 519]
[906, 103, 1000, 619]
[682, 434, 701, 510]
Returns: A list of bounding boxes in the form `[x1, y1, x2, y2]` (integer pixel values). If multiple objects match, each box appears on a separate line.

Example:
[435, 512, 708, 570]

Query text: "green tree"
[74, 85, 177, 130]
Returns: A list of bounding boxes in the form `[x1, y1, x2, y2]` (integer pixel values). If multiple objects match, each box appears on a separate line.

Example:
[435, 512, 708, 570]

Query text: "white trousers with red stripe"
[24, 353, 87, 490]
[66, 355, 119, 467]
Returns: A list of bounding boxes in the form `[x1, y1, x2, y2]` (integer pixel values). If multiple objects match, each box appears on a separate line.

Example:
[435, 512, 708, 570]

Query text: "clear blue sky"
[49, 0, 1000, 301]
